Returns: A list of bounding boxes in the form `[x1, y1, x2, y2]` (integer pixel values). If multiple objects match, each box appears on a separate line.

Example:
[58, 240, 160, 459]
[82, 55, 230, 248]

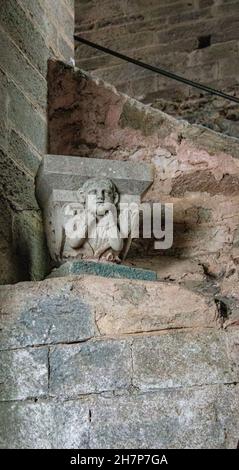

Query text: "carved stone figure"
[36, 155, 154, 267]
[63, 178, 124, 262]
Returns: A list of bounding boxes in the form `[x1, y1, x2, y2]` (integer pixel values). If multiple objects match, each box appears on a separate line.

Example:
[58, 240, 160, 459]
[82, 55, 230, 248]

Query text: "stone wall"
[0, 274, 238, 448]
[75, 0, 239, 137]
[0, 0, 74, 284]
[48, 61, 239, 284]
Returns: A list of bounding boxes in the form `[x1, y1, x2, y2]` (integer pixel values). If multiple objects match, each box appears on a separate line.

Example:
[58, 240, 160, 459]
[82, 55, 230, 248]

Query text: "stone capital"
[36, 155, 154, 265]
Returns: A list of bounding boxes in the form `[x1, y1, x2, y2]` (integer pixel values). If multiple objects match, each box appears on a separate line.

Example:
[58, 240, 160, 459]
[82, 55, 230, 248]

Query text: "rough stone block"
[8, 129, 41, 177]
[90, 384, 239, 448]
[132, 331, 237, 390]
[36, 154, 154, 205]
[57, 35, 74, 61]
[0, 400, 90, 449]
[0, 280, 95, 350]
[0, 29, 47, 111]
[119, 99, 175, 137]
[7, 78, 47, 154]
[0, 275, 218, 349]
[0, 149, 37, 210]
[0, 0, 50, 76]
[225, 329, 239, 378]
[0, 347, 48, 401]
[49, 260, 157, 281]
[0, 69, 9, 152]
[94, 279, 217, 335]
[49, 339, 132, 397]
[18, 0, 58, 53]
[12, 210, 50, 281]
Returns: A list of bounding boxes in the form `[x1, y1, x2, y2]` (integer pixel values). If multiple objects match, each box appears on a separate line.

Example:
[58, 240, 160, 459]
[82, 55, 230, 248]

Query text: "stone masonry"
[1, 2, 239, 450]
[0, 0, 74, 284]
[0, 274, 238, 448]
[75, 0, 239, 137]
[48, 60, 239, 283]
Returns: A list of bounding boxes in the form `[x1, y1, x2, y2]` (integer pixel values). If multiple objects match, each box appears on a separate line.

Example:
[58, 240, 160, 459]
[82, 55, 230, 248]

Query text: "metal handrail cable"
[74, 35, 239, 104]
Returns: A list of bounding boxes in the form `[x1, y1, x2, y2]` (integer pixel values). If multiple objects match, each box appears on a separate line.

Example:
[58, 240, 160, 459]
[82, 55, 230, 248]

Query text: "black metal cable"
[74, 35, 239, 104]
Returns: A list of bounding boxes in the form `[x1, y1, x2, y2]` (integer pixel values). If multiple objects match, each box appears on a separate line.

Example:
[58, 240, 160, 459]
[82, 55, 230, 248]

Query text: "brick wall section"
[0, 275, 238, 448]
[75, 0, 239, 137]
[0, 0, 74, 284]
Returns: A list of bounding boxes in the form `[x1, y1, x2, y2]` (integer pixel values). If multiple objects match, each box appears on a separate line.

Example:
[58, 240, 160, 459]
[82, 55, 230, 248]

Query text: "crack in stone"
[1, 324, 222, 353]
[1, 381, 238, 405]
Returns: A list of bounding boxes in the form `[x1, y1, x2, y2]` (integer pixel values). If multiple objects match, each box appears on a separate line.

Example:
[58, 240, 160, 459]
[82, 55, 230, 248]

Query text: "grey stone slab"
[0, 0, 50, 76]
[49, 339, 132, 397]
[132, 330, 237, 390]
[225, 329, 239, 379]
[1, 385, 238, 449]
[49, 260, 157, 281]
[0, 348, 48, 401]
[0, 284, 95, 350]
[7, 77, 47, 154]
[90, 384, 239, 449]
[17, 0, 59, 54]
[0, 148, 38, 211]
[8, 129, 41, 176]
[36, 154, 154, 205]
[0, 399, 90, 449]
[0, 29, 47, 111]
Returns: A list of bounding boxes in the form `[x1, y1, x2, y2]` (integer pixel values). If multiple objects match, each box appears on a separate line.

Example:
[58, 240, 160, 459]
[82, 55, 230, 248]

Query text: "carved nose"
[97, 191, 104, 201]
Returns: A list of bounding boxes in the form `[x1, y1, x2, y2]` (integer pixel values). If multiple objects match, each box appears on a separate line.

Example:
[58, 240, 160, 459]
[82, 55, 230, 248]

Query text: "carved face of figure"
[79, 178, 119, 215]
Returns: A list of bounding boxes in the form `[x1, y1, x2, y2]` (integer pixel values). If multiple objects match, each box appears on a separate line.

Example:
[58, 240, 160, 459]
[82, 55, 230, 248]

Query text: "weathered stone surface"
[132, 331, 238, 390]
[219, 274, 239, 329]
[36, 154, 153, 267]
[0, 0, 50, 76]
[0, 1, 74, 284]
[0, 399, 90, 449]
[1, 385, 238, 449]
[8, 129, 41, 176]
[0, 275, 217, 349]
[49, 260, 157, 281]
[74, 0, 239, 138]
[12, 210, 50, 281]
[36, 155, 154, 205]
[48, 60, 239, 273]
[0, 148, 38, 211]
[90, 384, 239, 449]
[0, 347, 48, 401]
[0, 275, 217, 351]
[0, 274, 238, 449]
[0, 280, 94, 350]
[92, 278, 217, 335]
[125, 255, 206, 290]
[225, 329, 239, 378]
[49, 339, 132, 397]
[0, 28, 47, 111]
